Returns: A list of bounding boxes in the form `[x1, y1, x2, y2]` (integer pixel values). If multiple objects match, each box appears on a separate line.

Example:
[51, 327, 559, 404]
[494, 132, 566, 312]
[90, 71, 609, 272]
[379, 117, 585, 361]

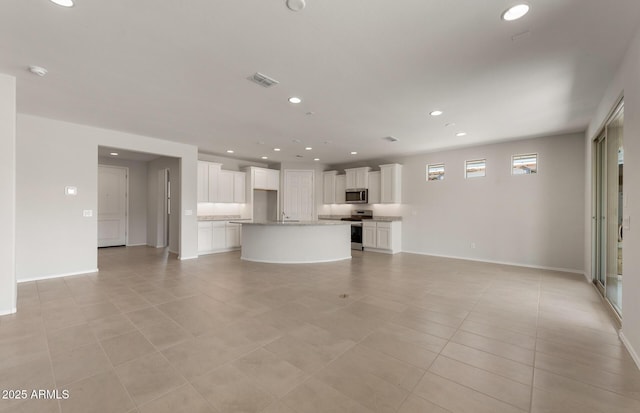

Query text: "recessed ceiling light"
[109, 152, 119, 156]
[350, 151, 358, 155]
[274, 148, 281, 152]
[456, 132, 467, 137]
[50, 0, 74, 7]
[28, 66, 48, 77]
[502, 4, 530, 21]
[288, 97, 302, 104]
[226, 150, 234, 154]
[430, 110, 443, 116]
[313, 158, 320, 161]
[261, 156, 268, 160]
[305, 147, 312, 151]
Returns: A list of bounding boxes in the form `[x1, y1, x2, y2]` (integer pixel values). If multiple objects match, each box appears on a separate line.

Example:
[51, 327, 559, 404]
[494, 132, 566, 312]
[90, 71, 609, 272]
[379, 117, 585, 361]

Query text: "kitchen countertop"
[318, 215, 402, 222]
[230, 220, 350, 226]
[198, 215, 250, 221]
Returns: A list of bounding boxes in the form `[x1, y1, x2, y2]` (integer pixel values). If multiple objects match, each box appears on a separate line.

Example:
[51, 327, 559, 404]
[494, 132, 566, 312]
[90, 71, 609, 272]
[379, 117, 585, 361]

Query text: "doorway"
[593, 100, 624, 316]
[98, 165, 128, 247]
[283, 170, 314, 221]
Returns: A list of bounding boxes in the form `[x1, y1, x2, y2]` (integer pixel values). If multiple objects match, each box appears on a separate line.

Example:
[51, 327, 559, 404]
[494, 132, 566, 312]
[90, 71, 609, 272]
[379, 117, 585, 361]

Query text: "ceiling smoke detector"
[28, 66, 48, 77]
[286, 0, 306, 12]
[248, 72, 279, 88]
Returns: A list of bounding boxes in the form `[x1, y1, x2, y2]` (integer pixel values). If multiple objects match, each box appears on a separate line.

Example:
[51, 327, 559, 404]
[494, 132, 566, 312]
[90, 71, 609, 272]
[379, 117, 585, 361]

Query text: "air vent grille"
[248, 72, 280, 88]
[383, 136, 400, 142]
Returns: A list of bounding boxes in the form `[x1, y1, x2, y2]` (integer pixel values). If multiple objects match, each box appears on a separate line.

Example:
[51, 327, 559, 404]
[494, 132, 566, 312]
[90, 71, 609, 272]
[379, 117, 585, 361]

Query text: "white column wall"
[0, 74, 16, 314]
[16, 114, 199, 281]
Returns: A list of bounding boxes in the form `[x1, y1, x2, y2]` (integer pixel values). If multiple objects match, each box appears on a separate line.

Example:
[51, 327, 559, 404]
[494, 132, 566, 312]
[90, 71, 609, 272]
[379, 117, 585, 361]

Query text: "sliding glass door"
[593, 101, 624, 316]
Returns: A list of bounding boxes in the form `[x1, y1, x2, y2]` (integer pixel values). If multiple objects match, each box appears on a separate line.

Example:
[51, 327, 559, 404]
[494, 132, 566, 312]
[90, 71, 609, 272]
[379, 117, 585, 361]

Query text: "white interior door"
[283, 170, 314, 221]
[98, 165, 127, 247]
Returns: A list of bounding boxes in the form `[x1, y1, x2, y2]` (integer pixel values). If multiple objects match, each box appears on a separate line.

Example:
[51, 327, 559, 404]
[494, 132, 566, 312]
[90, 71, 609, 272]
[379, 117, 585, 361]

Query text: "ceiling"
[97, 146, 161, 162]
[2, 1, 640, 165]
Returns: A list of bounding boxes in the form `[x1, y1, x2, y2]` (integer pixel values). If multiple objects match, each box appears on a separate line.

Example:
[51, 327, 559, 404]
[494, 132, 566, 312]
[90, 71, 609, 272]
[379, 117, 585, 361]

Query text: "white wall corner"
[619, 331, 640, 371]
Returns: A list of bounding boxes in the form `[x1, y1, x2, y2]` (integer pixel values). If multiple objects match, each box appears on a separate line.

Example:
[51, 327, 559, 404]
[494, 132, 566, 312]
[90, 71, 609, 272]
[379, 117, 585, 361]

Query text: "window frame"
[426, 163, 445, 181]
[511, 153, 538, 175]
[464, 158, 486, 179]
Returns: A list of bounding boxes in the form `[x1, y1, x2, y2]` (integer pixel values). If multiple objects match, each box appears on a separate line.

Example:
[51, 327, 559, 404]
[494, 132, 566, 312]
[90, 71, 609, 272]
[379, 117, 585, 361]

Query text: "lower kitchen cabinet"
[362, 221, 401, 254]
[198, 221, 242, 255]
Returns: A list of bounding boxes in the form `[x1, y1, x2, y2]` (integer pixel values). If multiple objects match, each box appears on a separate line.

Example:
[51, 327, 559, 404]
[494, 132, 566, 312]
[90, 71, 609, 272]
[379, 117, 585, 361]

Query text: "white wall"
[98, 157, 148, 246]
[328, 133, 585, 272]
[400, 133, 585, 272]
[586, 27, 640, 364]
[16, 114, 199, 281]
[0, 74, 16, 315]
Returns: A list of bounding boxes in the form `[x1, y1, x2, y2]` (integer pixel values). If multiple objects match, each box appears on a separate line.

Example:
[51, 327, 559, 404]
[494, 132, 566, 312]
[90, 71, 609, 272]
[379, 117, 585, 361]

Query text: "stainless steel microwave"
[345, 189, 368, 204]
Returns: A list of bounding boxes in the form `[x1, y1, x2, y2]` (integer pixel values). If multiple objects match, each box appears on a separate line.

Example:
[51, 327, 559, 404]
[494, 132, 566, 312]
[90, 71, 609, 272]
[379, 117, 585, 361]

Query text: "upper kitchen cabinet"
[197, 161, 222, 203]
[345, 167, 370, 189]
[198, 161, 245, 203]
[335, 174, 346, 204]
[368, 171, 381, 204]
[380, 163, 402, 203]
[250, 167, 280, 191]
[323, 171, 337, 204]
[218, 170, 246, 203]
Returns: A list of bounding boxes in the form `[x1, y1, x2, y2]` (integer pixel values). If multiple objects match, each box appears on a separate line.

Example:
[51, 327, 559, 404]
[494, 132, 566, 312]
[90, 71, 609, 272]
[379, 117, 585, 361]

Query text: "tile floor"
[1, 247, 639, 413]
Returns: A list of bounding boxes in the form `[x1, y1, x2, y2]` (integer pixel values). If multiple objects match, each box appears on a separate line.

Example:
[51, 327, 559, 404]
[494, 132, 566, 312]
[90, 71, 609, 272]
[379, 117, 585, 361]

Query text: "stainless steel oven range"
[340, 210, 373, 250]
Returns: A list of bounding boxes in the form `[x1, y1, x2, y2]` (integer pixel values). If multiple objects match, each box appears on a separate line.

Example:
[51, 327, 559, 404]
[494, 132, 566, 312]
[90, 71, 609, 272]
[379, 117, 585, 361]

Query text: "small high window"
[427, 163, 445, 181]
[465, 159, 486, 178]
[512, 153, 537, 175]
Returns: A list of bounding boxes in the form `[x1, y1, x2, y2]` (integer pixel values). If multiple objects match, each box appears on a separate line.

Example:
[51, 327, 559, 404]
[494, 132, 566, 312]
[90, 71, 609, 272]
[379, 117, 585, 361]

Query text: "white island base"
[235, 221, 351, 264]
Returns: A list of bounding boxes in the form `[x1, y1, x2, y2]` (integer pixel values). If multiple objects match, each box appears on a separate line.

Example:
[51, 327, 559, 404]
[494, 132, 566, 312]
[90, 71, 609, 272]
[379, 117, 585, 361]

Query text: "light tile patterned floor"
[1, 246, 639, 413]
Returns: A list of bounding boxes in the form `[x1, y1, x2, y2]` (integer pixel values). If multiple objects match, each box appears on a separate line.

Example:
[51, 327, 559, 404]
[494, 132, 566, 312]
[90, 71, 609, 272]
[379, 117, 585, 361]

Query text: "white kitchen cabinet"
[197, 161, 209, 203]
[368, 171, 381, 204]
[198, 221, 243, 254]
[323, 171, 337, 204]
[362, 221, 401, 253]
[380, 163, 402, 204]
[234, 172, 246, 203]
[197, 222, 213, 252]
[253, 167, 280, 190]
[197, 161, 222, 203]
[363, 222, 377, 248]
[335, 175, 346, 204]
[225, 223, 241, 248]
[345, 167, 371, 189]
[218, 170, 234, 203]
[212, 222, 226, 250]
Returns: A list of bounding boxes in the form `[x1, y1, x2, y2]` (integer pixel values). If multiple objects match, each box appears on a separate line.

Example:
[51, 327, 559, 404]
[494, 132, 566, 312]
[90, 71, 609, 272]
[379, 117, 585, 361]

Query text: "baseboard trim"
[17, 268, 99, 283]
[126, 243, 147, 247]
[0, 307, 17, 316]
[363, 248, 400, 255]
[401, 250, 584, 275]
[178, 255, 198, 261]
[619, 331, 640, 370]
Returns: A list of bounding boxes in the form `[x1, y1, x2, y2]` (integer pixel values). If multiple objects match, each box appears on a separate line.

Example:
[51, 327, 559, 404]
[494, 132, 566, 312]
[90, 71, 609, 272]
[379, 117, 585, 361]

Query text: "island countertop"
[235, 220, 351, 263]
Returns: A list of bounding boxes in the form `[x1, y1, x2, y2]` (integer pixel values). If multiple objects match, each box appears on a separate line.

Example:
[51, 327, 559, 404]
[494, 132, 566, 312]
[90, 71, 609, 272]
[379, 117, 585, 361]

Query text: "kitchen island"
[231, 220, 351, 264]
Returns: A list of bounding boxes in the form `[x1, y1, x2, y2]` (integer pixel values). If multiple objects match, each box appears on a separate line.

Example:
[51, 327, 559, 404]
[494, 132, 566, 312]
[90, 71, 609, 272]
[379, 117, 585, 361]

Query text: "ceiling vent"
[383, 136, 400, 142]
[248, 72, 279, 88]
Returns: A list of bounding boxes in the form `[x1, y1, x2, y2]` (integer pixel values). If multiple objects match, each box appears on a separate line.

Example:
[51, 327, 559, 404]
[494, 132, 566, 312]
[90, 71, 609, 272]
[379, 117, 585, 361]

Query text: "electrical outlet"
[83, 210, 93, 217]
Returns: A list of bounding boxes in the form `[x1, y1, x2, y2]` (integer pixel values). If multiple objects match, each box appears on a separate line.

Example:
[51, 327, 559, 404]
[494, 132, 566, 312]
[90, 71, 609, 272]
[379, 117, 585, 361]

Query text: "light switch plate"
[185, 209, 193, 216]
[623, 216, 631, 230]
[83, 210, 93, 217]
[65, 186, 78, 196]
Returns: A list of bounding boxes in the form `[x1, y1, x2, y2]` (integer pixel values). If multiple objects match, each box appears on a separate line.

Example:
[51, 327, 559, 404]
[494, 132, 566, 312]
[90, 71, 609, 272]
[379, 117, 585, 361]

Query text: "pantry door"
[98, 165, 128, 247]
[283, 170, 314, 221]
